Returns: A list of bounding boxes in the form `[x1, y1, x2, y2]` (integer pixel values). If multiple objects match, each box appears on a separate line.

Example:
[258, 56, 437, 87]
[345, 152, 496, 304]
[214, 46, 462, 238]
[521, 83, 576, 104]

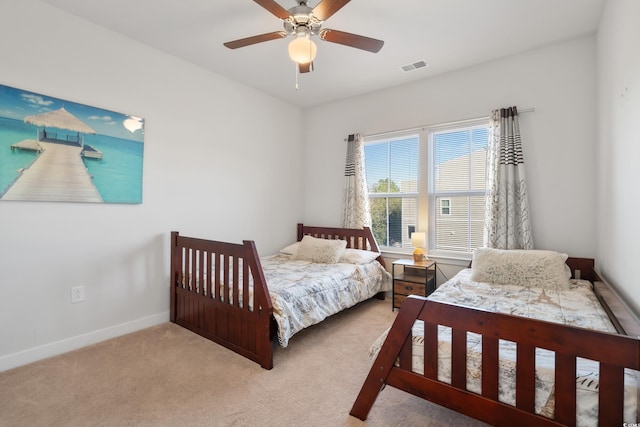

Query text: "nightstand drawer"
[393, 293, 409, 309]
[394, 280, 426, 296]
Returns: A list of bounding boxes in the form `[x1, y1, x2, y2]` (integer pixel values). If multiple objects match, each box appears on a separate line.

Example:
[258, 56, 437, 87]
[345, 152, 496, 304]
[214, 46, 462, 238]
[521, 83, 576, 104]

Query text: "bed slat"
[216, 252, 223, 301]
[451, 328, 467, 389]
[243, 259, 249, 310]
[554, 353, 577, 426]
[223, 255, 230, 305]
[423, 322, 438, 379]
[515, 344, 536, 412]
[481, 335, 499, 400]
[599, 363, 625, 425]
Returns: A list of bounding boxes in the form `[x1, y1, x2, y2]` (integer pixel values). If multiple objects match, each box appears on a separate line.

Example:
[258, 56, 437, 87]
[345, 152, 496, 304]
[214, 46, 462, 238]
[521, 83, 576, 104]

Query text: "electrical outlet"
[70, 285, 85, 303]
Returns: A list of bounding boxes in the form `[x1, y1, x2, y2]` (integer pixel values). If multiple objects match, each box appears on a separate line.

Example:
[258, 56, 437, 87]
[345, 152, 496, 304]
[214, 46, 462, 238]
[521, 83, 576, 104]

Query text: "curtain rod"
[347, 107, 536, 141]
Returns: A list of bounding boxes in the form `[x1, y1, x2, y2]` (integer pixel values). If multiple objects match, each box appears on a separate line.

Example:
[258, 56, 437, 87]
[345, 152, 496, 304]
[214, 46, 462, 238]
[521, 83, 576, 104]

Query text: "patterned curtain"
[483, 106, 533, 249]
[342, 133, 371, 229]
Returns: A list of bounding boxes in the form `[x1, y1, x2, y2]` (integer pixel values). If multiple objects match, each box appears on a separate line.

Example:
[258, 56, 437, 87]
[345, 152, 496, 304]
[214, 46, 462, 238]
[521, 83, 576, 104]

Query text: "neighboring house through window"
[440, 198, 451, 215]
[364, 118, 488, 257]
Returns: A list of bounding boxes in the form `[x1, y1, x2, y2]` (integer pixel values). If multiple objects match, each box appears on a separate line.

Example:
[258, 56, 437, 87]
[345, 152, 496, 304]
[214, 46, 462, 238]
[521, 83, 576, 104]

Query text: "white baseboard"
[0, 312, 170, 372]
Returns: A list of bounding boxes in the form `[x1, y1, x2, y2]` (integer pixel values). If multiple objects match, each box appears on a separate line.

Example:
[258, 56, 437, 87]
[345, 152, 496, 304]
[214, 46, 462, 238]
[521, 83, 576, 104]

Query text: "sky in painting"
[0, 84, 144, 142]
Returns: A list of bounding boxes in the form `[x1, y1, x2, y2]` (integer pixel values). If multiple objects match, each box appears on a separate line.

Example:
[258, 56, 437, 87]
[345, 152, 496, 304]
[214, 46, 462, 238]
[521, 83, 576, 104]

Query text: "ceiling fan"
[223, 0, 384, 74]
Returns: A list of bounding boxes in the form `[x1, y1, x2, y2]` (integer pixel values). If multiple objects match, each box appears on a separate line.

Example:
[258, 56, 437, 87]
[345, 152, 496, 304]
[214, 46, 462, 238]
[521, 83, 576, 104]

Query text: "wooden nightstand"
[392, 258, 436, 311]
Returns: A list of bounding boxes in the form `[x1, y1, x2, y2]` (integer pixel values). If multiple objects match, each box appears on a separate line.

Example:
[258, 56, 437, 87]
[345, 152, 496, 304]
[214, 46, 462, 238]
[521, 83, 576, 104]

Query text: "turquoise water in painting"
[82, 133, 143, 203]
[0, 117, 36, 193]
[0, 116, 143, 203]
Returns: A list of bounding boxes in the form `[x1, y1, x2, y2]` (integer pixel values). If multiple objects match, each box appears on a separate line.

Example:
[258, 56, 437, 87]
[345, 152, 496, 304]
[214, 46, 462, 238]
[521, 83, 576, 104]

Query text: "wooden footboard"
[170, 231, 274, 369]
[351, 296, 640, 425]
[351, 259, 640, 425]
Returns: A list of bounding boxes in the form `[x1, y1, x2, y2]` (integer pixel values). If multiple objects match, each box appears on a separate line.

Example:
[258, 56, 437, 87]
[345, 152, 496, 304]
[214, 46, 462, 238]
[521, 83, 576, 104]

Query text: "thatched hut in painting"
[24, 107, 96, 148]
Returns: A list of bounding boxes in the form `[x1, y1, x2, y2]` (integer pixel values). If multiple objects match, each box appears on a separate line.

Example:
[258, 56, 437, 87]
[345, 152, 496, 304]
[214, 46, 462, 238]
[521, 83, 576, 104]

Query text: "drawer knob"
[406, 286, 413, 291]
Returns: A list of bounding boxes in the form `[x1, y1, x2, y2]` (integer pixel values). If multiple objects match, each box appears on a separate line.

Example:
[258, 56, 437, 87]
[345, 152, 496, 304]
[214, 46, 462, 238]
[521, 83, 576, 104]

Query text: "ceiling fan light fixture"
[224, 0, 385, 74]
[288, 36, 317, 64]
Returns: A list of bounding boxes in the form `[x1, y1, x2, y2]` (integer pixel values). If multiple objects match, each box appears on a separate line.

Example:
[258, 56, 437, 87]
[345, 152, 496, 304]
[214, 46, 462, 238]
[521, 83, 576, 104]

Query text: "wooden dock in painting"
[81, 144, 103, 160]
[10, 139, 43, 153]
[1, 141, 103, 202]
[12, 138, 103, 160]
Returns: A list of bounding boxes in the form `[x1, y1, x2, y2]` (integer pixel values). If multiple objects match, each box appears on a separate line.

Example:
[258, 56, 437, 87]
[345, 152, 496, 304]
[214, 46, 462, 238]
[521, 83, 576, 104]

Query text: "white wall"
[0, 1, 304, 371]
[303, 36, 598, 260]
[597, 0, 640, 314]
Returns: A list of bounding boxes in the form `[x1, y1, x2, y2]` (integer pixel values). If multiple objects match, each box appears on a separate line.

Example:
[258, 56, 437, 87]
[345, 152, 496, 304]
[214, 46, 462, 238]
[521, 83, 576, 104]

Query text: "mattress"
[263, 254, 391, 347]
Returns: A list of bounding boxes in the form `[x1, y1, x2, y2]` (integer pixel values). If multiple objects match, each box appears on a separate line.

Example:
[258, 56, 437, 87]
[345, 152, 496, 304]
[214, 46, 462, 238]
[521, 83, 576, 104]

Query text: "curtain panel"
[342, 133, 371, 229]
[483, 106, 533, 249]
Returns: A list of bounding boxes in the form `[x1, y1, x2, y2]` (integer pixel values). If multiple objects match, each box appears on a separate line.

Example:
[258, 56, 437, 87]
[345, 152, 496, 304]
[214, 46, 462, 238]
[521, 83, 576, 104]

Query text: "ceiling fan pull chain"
[295, 62, 300, 90]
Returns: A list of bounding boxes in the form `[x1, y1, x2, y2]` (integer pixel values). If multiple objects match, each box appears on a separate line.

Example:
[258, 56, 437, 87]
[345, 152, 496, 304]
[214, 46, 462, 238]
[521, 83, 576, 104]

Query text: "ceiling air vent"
[400, 60, 429, 73]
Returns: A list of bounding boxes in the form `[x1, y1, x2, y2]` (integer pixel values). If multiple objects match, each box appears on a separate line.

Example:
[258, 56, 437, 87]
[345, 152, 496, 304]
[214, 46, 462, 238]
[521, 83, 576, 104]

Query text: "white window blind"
[364, 134, 419, 249]
[429, 124, 488, 254]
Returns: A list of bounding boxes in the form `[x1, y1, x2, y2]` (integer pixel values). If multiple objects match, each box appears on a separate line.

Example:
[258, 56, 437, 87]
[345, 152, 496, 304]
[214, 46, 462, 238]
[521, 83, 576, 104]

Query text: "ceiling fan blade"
[319, 29, 384, 53]
[312, 0, 351, 21]
[299, 62, 314, 73]
[253, 0, 290, 20]
[224, 31, 287, 49]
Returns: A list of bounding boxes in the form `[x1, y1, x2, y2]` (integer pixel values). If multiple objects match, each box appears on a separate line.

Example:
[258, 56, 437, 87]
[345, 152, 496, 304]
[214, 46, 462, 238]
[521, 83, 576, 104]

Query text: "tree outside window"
[365, 136, 418, 250]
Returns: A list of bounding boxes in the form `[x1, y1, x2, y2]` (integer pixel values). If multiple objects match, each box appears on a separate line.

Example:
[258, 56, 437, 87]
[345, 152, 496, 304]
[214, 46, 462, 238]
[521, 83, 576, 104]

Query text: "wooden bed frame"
[350, 258, 640, 426]
[170, 223, 385, 370]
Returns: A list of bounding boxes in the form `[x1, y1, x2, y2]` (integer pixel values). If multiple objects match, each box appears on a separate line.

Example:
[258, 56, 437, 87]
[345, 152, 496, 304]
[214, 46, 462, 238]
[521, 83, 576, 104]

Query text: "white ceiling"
[39, 0, 605, 108]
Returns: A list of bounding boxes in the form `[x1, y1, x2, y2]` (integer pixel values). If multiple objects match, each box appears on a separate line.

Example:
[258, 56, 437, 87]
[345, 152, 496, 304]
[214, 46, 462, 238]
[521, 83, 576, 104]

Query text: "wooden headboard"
[296, 223, 385, 268]
[566, 257, 640, 337]
[565, 257, 596, 281]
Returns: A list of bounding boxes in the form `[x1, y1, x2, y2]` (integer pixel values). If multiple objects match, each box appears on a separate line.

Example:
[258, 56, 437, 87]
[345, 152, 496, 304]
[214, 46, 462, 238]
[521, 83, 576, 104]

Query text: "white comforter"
[263, 254, 391, 347]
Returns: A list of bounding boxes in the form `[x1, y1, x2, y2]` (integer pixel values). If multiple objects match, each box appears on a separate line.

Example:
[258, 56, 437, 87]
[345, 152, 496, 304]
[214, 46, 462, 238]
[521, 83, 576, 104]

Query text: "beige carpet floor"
[0, 298, 488, 427]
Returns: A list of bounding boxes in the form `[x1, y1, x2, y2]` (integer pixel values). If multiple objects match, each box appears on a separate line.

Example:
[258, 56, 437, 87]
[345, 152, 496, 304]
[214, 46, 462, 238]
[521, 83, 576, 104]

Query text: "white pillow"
[279, 242, 300, 255]
[291, 235, 347, 264]
[339, 248, 381, 265]
[470, 247, 571, 289]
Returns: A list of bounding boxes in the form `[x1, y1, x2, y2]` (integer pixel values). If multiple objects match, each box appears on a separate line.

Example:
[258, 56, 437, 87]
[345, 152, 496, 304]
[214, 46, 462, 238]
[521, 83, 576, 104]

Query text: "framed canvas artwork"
[0, 83, 144, 204]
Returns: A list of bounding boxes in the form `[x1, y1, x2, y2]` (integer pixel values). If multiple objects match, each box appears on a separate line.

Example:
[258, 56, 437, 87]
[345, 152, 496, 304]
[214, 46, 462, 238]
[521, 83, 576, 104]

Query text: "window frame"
[364, 131, 420, 252]
[427, 118, 489, 258]
[363, 117, 488, 258]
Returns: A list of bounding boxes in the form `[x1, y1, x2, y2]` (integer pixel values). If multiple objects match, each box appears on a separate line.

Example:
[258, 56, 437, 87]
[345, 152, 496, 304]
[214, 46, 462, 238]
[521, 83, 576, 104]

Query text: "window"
[363, 119, 488, 256]
[429, 122, 488, 254]
[364, 134, 418, 249]
[440, 198, 451, 215]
